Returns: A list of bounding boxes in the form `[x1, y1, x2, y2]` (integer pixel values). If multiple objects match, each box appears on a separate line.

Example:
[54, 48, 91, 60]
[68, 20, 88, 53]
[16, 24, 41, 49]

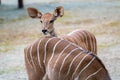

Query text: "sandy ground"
[0, 1, 120, 80]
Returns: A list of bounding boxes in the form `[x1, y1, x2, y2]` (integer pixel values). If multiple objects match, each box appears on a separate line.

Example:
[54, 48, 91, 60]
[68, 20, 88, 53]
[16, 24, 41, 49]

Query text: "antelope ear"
[53, 6, 64, 18]
[27, 7, 42, 18]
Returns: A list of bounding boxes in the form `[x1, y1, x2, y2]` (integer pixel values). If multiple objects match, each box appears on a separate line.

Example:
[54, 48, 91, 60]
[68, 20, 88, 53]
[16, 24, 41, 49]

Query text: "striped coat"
[24, 37, 111, 80]
[62, 29, 97, 55]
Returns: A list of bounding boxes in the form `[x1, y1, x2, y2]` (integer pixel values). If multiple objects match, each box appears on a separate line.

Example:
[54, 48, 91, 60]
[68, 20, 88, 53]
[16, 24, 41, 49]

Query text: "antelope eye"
[40, 20, 42, 23]
[50, 20, 54, 23]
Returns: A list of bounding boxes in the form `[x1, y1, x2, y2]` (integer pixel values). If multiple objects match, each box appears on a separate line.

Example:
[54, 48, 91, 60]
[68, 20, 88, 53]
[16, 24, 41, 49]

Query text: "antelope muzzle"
[42, 29, 48, 35]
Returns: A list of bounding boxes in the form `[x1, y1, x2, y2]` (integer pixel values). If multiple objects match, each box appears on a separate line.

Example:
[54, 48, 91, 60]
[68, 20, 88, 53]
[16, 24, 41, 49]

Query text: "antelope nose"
[42, 29, 48, 35]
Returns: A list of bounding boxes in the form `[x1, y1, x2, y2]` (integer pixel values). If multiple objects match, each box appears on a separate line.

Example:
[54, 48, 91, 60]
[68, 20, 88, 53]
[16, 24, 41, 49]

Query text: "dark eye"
[50, 20, 54, 23]
[40, 20, 42, 23]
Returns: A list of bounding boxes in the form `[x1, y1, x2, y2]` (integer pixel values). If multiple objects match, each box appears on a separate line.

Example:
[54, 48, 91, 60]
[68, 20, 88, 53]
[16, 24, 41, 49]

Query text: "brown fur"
[62, 29, 97, 54]
[24, 37, 111, 80]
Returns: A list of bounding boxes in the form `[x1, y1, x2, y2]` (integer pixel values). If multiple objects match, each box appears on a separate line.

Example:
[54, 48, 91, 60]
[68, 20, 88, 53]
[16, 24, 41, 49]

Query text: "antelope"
[27, 6, 97, 55]
[27, 6, 64, 37]
[24, 37, 111, 80]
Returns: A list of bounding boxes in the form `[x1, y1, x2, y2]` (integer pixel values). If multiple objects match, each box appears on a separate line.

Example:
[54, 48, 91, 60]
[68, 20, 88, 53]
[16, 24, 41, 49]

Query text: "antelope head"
[27, 6, 64, 37]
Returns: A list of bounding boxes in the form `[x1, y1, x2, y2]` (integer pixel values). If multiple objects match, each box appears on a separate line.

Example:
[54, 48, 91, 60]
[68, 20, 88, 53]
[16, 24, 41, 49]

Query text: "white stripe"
[61, 37, 84, 51]
[83, 31, 89, 50]
[89, 34, 93, 53]
[67, 29, 79, 36]
[77, 32, 87, 50]
[93, 41, 96, 54]
[59, 48, 79, 78]
[92, 35, 96, 54]
[44, 37, 56, 64]
[30, 44, 37, 72]
[25, 46, 33, 69]
[61, 36, 84, 51]
[76, 57, 96, 79]
[48, 39, 63, 71]
[47, 39, 63, 79]
[93, 37, 97, 54]
[85, 68, 102, 80]
[52, 43, 71, 72]
[71, 42, 84, 51]
[80, 31, 89, 50]
[72, 52, 91, 79]
[88, 33, 94, 54]
[66, 51, 83, 76]
[37, 39, 44, 73]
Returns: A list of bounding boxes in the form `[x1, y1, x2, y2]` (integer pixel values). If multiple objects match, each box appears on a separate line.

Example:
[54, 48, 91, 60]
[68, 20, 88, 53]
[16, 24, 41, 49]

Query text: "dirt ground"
[0, 1, 120, 80]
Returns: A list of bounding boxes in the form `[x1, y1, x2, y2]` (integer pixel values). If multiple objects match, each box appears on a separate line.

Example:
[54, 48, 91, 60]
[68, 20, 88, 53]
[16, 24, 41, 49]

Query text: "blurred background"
[0, 0, 120, 80]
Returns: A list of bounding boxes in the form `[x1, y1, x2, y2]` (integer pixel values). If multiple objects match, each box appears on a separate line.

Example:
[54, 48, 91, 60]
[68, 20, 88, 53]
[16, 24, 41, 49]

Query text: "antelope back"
[62, 29, 97, 55]
[24, 37, 110, 80]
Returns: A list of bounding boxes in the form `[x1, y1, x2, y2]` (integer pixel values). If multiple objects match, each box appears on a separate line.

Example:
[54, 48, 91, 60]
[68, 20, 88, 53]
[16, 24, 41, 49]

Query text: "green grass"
[0, 18, 4, 24]
[0, 15, 29, 25]
[98, 41, 119, 50]
[106, 21, 120, 27]
[0, 66, 25, 75]
[0, 41, 15, 53]
[57, 11, 74, 23]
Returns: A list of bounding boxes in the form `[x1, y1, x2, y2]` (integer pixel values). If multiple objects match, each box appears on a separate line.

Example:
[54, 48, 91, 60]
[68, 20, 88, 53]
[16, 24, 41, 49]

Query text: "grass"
[0, 15, 29, 25]
[57, 11, 74, 23]
[0, 66, 25, 75]
[0, 41, 15, 53]
[98, 41, 119, 50]
[105, 20, 120, 27]
[0, 18, 4, 24]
